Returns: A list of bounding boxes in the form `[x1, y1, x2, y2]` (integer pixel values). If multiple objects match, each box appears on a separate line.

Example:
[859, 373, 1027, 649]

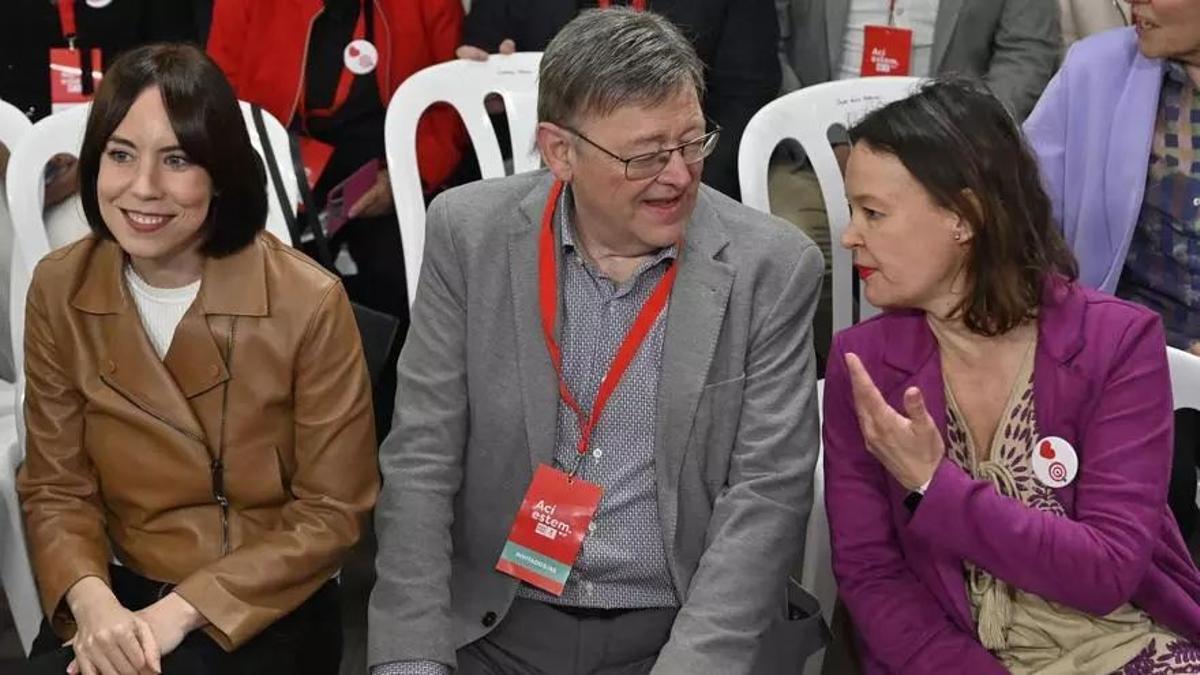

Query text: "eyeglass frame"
[556, 122, 722, 180]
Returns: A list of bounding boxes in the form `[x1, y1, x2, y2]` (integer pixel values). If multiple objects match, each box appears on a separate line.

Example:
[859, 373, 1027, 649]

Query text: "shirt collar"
[1165, 60, 1192, 87]
[557, 185, 679, 266]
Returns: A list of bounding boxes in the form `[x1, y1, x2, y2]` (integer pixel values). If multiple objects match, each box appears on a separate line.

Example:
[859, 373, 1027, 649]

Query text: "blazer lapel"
[511, 177, 560, 471]
[1033, 279, 1089, 465]
[880, 312, 975, 630]
[654, 194, 734, 545]
[73, 236, 272, 451]
[73, 241, 207, 444]
[1101, 53, 1164, 289]
[930, 0, 964, 74]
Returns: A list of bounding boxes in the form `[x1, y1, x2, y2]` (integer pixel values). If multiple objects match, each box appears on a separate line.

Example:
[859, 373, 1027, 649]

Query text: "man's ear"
[537, 122, 575, 183]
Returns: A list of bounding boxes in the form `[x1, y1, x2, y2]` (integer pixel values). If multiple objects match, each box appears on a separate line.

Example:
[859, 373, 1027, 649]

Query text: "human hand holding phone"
[321, 159, 386, 236]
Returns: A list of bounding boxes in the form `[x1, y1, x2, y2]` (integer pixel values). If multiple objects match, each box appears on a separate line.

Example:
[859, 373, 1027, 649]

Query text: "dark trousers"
[1169, 409, 1200, 551]
[25, 565, 342, 675]
[457, 598, 678, 675]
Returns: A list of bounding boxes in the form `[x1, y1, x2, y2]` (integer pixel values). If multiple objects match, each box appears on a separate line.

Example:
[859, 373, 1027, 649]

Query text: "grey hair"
[537, 8, 705, 126]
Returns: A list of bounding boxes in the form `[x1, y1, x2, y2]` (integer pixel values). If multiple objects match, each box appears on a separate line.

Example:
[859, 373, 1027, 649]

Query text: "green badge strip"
[500, 540, 571, 586]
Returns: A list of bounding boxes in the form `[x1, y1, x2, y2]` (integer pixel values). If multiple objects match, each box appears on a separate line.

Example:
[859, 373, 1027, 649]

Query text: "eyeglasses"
[560, 123, 722, 180]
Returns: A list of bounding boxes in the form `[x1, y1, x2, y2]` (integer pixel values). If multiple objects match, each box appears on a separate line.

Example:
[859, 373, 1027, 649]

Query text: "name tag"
[495, 464, 602, 596]
[49, 48, 102, 112]
[861, 25, 913, 77]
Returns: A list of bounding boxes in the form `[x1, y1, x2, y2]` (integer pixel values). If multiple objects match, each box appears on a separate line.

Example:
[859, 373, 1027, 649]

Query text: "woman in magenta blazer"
[823, 79, 1200, 673]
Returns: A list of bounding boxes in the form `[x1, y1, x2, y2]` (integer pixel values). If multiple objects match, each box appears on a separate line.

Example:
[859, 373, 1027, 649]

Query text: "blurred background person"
[1025, 0, 1200, 558]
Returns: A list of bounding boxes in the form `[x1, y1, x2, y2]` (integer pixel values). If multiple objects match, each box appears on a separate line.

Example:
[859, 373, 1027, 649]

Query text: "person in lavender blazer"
[823, 79, 1200, 674]
[1023, 2, 1200, 566]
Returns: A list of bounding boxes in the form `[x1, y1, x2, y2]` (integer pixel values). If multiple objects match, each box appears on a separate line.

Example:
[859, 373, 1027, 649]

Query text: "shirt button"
[584, 581, 594, 595]
[593, 449, 603, 458]
[481, 611, 497, 627]
[588, 522, 597, 533]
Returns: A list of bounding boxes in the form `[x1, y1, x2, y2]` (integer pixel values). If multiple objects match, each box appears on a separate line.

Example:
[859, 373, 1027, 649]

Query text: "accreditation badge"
[860, 25, 913, 77]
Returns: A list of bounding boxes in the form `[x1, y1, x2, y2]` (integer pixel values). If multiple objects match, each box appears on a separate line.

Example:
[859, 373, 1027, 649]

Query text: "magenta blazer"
[823, 279, 1200, 673]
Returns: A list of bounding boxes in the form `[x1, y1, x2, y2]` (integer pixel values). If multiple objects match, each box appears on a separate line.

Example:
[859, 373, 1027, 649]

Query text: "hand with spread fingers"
[844, 352, 945, 491]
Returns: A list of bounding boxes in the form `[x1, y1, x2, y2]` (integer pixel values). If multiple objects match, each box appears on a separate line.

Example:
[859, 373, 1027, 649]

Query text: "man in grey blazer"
[778, 0, 1061, 118]
[368, 9, 825, 675]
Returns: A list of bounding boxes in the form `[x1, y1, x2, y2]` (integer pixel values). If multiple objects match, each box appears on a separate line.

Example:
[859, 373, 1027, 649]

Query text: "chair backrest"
[738, 77, 923, 341]
[0, 100, 32, 382]
[0, 99, 31, 152]
[800, 379, 835, 675]
[1168, 347, 1200, 412]
[0, 101, 38, 653]
[6, 102, 296, 277]
[385, 52, 543, 307]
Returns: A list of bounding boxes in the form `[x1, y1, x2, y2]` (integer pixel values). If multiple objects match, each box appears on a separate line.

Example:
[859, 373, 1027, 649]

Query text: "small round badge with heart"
[344, 39, 378, 76]
[1031, 436, 1078, 489]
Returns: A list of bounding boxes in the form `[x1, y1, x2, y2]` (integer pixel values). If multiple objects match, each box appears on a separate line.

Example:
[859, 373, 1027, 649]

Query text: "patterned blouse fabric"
[943, 343, 1200, 674]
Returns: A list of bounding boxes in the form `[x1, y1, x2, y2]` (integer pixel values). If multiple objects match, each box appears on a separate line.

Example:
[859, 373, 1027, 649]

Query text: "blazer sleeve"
[702, 0, 782, 199]
[205, 0, 252, 90]
[653, 242, 823, 674]
[1023, 48, 1072, 233]
[823, 336, 1007, 673]
[173, 282, 380, 649]
[907, 313, 1174, 616]
[415, 0, 467, 191]
[983, 0, 1062, 120]
[17, 263, 112, 637]
[367, 194, 468, 670]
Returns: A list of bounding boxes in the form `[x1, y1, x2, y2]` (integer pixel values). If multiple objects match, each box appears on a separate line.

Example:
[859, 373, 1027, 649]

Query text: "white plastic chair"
[385, 52, 543, 307]
[801, 380, 834, 675]
[738, 77, 924, 341]
[0, 98, 36, 653]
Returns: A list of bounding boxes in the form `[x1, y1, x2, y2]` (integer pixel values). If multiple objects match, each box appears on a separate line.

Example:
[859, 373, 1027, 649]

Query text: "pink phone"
[322, 159, 381, 237]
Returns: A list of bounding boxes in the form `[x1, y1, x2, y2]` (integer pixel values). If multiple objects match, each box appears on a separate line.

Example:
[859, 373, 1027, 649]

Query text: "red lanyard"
[538, 180, 677, 467]
[597, 0, 647, 10]
[301, 0, 372, 123]
[57, 0, 78, 45]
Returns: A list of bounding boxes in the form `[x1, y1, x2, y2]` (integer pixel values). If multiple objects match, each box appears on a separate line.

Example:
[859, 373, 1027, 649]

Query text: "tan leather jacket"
[17, 232, 379, 649]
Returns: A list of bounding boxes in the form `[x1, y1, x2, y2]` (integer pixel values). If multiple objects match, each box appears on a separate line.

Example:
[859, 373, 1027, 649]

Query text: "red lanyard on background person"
[57, 0, 79, 47]
[597, 0, 647, 11]
[538, 180, 677, 475]
[301, 0, 376, 125]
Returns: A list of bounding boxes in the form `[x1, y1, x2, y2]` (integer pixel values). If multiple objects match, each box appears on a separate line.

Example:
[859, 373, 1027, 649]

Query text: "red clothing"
[208, 0, 464, 191]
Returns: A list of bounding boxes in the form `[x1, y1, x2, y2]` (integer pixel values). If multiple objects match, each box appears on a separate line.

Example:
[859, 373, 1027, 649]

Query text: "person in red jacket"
[208, 0, 462, 303]
[208, 0, 465, 438]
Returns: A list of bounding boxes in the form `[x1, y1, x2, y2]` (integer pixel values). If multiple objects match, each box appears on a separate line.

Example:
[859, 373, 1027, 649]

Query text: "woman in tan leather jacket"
[18, 44, 379, 675]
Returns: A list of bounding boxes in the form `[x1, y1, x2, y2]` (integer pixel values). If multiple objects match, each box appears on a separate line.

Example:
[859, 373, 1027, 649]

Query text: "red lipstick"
[855, 265, 876, 280]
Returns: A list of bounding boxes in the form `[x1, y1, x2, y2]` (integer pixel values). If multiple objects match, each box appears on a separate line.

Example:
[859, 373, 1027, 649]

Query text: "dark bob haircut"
[849, 78, 1078, 336]
[79, 43, 267, 258]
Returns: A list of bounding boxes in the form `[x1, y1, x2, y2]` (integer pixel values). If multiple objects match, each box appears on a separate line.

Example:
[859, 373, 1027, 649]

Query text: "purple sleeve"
[824, 337, 1007, 673]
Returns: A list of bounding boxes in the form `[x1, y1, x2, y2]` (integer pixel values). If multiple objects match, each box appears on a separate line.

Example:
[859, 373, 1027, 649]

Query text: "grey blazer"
[368, 171, 826, 674]
[779, 0, 1062, 119]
